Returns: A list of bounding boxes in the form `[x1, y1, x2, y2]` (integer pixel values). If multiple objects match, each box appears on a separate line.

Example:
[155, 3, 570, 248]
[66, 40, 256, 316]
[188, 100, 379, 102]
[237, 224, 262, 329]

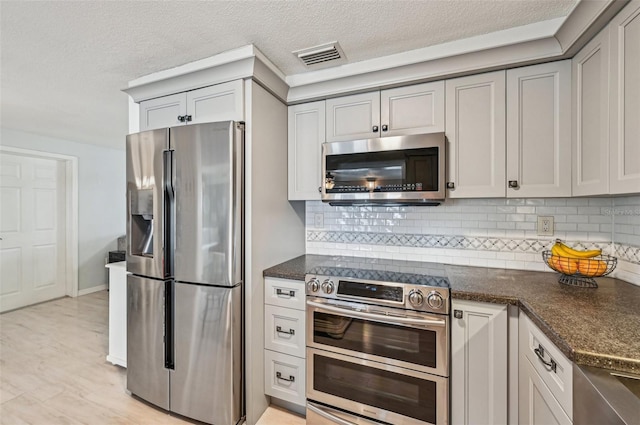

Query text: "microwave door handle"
[306, 300, 446, 327]
[307, 402, 359, 425]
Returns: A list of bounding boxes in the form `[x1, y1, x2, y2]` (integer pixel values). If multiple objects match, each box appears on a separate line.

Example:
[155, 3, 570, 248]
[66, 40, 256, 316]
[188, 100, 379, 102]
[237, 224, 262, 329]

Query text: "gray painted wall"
[1, 127, 125, 291]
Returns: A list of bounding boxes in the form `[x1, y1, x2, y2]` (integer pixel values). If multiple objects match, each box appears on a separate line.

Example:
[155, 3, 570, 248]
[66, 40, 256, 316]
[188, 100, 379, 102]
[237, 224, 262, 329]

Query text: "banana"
[552, 241, 601, 259]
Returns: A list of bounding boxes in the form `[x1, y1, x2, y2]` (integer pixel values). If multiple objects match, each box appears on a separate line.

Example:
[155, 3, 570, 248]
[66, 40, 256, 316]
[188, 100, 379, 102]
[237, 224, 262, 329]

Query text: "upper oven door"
[306, 297, 449, 377]
[321, 133, 445, 203]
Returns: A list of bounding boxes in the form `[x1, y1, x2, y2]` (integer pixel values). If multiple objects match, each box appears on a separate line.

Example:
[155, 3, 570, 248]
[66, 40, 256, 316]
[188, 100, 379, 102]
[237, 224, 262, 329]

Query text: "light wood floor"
[0, 291, 304, 425]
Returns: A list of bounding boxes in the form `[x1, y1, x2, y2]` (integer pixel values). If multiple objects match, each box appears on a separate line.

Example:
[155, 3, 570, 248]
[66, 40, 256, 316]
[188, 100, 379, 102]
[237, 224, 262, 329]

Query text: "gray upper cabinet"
[506, 61, 572, 198]
[139, 80, 244, 131]
[609, 0, 640, 194]
[446, 71, 506, 198]
[288, 101, 326, 200]
[380, 82, 445, 136]
[573, 0, 640, 196]
[572, 26, 610, 196]
[325, 82, 445, 143]
[139, 93, 187, 131]
[325, 91, 381, 142]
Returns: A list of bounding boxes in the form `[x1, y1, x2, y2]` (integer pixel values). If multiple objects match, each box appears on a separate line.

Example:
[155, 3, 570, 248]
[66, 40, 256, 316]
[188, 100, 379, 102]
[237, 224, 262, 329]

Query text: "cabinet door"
[573, 28, 610, 196]
[446, 71, 506, 198]
[288, 101, 325, 200]
[326, 92, 380, 142]
[507, 61, 572, 197]
[451, 300, 508, 425]
[187, 80, 244, 124]
[380, 81, 444, 136]
[519, 357, 572, 425]
[139, 93, 186, 131]
[609, 1, 640, 194]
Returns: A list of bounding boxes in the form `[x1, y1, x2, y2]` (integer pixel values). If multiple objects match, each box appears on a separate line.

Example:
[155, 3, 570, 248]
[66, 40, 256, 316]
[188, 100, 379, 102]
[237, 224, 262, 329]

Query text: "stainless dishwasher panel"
[574, 365, 640, 425]
[126, 274, 169, 410]
[170, 282, 242, 425]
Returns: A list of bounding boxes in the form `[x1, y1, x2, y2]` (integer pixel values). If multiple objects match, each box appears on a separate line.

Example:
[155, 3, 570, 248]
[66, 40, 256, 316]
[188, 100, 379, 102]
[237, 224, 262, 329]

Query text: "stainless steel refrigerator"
[125, 121, 244, 425]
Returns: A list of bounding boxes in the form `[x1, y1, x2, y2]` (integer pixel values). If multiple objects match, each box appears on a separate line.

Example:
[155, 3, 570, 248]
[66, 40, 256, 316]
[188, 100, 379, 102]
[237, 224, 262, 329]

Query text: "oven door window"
[313, 354, 437, 424]
[313, 311, 437, 368]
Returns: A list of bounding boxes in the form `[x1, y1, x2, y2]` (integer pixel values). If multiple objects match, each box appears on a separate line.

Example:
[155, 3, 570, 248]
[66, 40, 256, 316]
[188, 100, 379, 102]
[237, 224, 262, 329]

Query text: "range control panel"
[305, 274, 449, 315]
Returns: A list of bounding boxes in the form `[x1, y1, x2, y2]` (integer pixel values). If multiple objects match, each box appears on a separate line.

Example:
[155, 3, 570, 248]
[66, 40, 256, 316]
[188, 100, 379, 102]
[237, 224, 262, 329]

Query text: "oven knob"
[321, 279, 334, 294]
[408, 289, 424, 307]
[427, 291, 444, 309]
[307, 278, 320, 293]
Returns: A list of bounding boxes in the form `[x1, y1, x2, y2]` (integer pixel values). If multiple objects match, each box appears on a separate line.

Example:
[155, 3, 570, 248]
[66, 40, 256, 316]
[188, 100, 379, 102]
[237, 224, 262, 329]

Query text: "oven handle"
[307, 402, 359, 425]
[307, 300, 446, 327]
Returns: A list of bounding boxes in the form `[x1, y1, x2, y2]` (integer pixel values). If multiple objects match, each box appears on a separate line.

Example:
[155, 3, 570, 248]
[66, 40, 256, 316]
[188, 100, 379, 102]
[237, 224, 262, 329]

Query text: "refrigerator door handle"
[163, 149, 175, 276]
[164, 281, 174, 369]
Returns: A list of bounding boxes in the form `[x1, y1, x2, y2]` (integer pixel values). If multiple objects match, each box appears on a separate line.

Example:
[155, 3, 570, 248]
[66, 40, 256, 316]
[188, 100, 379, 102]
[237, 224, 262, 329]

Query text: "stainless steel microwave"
[321, 133, 446, 206]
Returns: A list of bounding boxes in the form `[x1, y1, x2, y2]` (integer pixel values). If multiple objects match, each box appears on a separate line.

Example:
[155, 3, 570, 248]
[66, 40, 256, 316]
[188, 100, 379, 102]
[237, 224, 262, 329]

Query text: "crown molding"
[123, 45, 288, 103]
[286, 0, 629, 103]
[122, 1, 630, 106]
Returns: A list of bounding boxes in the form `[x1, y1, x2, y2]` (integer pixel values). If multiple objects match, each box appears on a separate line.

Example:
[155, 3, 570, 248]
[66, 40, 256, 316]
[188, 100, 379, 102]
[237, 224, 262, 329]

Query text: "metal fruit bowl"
[541, 250, 617, 288]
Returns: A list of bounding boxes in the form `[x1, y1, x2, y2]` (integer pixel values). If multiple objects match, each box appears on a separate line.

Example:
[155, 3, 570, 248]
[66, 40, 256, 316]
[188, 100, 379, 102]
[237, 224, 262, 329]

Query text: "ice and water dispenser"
[129, 189, 154, 258]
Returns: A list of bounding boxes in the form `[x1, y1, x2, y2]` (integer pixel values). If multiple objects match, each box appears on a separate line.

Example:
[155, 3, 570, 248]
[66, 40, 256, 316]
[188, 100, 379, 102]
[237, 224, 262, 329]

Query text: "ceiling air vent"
[294, 42, 347, 68]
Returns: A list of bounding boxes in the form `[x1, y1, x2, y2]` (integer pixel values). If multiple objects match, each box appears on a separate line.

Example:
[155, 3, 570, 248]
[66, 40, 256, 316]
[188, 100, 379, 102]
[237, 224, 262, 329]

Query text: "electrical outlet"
[314, 213, 324, 229]
[537, 216, 554, 236]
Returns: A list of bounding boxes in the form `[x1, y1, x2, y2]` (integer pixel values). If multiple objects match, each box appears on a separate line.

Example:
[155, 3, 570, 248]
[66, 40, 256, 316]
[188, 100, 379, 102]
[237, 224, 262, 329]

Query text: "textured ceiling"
[0, 0, 577, 150]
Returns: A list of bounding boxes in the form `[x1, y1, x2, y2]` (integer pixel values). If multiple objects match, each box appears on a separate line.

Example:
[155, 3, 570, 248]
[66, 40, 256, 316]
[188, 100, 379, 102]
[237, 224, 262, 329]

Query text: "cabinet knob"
[453, 309, 463, 319]
[185, 115, 192, 122]
[381, 124, 388, 132]
[372, 125, 379, 132]
[318, 186, 322, 193]
[177, 115, 185, 122]
[446, 182, 455, 190]
[508, 180, 519, 189]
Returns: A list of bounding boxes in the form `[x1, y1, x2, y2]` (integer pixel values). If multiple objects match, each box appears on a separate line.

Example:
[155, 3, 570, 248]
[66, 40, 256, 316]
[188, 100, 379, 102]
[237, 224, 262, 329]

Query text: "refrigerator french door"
[126, 121, 244, 425]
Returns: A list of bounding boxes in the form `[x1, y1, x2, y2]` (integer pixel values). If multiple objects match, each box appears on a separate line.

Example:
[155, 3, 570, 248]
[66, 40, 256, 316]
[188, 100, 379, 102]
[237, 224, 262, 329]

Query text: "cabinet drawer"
[264, 278, 305, 311]
[264, 350, 306, 407]
[519, 312, 572, 420]
[264, 304, 306, 358]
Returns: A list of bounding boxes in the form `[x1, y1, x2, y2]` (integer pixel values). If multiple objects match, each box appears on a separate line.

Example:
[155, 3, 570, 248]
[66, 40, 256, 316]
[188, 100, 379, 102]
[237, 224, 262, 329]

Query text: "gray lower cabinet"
[518, 312, 573, 425]
[263, 277, 306, 408]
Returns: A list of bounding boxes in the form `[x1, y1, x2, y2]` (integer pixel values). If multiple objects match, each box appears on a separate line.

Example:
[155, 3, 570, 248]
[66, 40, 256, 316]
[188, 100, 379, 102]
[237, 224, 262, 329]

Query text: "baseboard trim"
[78, 284, 108, 296]
[106, 355, 127, 368]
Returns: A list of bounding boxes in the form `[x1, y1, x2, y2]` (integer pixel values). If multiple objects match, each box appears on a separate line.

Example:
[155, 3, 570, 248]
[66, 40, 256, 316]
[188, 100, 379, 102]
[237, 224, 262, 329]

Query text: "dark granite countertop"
[263, 254, 640, 374]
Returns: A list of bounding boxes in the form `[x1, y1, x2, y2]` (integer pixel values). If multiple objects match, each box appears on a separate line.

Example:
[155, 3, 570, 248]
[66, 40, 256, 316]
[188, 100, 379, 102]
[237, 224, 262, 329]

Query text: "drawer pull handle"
[276, 371, 295, 382]
[276, 326, 295, 335]
[276, 289, 295, 297]
[534, 344, 557, 373]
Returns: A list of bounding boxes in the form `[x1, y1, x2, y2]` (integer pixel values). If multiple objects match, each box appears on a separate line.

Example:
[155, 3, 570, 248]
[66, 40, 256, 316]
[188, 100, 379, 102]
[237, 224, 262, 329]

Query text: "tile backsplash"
[305, 195, 640, 283]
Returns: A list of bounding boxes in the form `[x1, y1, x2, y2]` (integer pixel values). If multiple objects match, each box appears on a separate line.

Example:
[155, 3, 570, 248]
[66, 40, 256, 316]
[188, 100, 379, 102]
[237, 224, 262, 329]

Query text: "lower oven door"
[306, 297, 448, 377]
[307, 347, 448, 425]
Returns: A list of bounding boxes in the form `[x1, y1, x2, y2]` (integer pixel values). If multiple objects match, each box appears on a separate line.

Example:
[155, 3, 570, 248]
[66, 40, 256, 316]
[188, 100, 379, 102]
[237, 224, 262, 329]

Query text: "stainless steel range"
[305, 264, 450, 425]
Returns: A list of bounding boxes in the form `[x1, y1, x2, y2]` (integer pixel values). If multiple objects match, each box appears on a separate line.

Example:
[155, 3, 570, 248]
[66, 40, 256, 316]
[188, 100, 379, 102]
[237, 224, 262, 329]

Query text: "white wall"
[1, 128, 125, 291]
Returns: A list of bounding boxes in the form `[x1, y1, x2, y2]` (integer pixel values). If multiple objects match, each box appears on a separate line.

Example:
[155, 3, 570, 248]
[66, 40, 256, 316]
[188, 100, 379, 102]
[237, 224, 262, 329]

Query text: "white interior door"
[0, 153, 67, 312]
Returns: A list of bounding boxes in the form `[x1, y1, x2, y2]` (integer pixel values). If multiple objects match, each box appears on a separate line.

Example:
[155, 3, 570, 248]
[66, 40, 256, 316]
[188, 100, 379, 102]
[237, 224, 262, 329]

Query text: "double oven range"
[305, 265, 451, 425]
